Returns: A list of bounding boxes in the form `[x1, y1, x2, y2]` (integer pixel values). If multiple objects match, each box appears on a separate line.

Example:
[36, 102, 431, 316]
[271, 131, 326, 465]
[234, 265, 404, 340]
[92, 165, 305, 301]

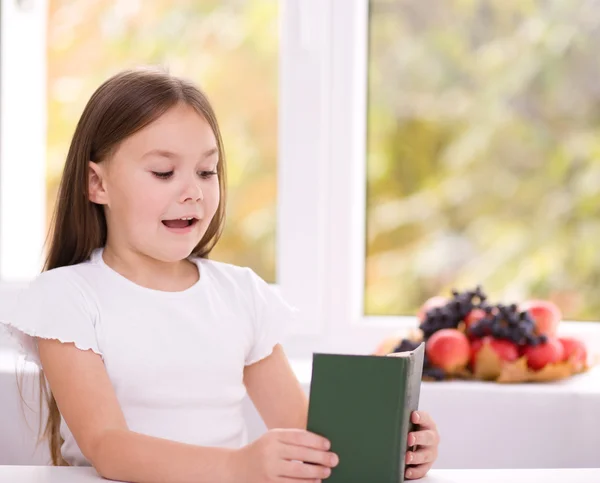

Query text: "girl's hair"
[34, 67, 228, 465]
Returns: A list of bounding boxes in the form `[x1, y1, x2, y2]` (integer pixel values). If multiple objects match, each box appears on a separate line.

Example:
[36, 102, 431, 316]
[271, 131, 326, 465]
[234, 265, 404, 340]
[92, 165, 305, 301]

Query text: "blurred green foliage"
[366, 0, 600, 321]
[46, 0, 279, 282]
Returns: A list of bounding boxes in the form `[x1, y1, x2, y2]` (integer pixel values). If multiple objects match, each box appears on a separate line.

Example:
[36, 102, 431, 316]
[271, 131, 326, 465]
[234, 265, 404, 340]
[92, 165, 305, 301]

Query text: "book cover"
[306, 343, 425, 483]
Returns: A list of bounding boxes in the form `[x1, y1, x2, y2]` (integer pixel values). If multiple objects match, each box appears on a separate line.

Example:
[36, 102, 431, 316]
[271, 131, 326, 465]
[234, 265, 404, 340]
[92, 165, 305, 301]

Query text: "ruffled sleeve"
[244, 269, 299, 365]
[0, 269, 102, 367]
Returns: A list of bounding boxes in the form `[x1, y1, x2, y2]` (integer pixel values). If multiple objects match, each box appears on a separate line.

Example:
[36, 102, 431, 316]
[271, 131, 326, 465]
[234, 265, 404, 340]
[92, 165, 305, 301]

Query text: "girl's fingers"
[405, 462, 433, 480]
[407, 429, 438, 447]
[406, 447, 435, 466]
[279, 459, 332, 480]
[279, 443, 339, 468]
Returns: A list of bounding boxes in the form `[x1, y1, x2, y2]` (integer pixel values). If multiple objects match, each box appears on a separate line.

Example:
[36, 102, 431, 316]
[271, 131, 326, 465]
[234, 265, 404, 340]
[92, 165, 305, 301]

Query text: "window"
[365, 0, 600, 322]
[0, 0, 330, 337]
[3, 0, 600, 355]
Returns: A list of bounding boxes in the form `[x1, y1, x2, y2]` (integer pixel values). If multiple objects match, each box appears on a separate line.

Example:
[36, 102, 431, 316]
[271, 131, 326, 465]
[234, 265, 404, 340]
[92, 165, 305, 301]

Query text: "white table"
[3, 349, 600, 469]
[0, 466, 599, 483]
[289, 359, 600, 469]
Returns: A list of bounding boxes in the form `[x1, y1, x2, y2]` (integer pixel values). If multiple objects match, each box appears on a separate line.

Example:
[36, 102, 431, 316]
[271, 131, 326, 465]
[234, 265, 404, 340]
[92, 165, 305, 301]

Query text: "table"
[1, 466, 599, 483]
[287, 359, 600, 469]
[3, 348, 600, 469]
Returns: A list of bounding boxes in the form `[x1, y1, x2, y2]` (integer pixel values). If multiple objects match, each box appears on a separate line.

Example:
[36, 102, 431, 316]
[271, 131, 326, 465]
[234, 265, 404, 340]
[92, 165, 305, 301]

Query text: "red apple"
[471, 336, 519, 369]
[519, 300, 561, 337]
[523, 337, 565, 371]
[426, 328, 470, 373]
[558, 336, 587, 371]
[469, 338, 483, 367]
[464, 308, 487, 329]
[417, 296, 448, 322]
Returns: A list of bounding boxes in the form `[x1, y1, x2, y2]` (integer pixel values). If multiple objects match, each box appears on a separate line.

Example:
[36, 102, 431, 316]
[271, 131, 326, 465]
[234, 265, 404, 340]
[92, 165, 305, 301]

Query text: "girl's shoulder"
[24, 250, 104, 300]
[1, 254, 104, 367]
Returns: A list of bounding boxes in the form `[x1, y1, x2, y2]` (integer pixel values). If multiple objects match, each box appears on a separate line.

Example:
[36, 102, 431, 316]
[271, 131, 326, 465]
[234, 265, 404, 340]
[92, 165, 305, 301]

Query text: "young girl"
[1, 68, 439, 482]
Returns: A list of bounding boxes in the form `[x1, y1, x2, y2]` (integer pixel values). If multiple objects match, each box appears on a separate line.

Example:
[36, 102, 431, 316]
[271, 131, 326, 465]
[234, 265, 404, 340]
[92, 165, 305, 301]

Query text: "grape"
[419, 285, 493, 337]
[423, 366, 446, 381]
[392, 339, 420, 353]
[492, 326, 510, 339]
[419, 287, 552, 359]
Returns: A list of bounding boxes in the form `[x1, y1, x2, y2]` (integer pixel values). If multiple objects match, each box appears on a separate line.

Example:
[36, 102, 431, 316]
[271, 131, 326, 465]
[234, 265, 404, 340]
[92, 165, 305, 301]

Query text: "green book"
[306, 343, 425, 483]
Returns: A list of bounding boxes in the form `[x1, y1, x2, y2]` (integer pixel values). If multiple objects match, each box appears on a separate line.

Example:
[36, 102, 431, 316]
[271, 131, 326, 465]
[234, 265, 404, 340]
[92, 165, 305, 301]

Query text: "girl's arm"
[37, 338, 236, 483]
[243, 343, 308, 429]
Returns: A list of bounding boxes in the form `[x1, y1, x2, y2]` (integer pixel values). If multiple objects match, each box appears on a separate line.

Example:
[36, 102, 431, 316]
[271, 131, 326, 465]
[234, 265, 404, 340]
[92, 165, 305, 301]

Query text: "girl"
[1, 68, 439, 482]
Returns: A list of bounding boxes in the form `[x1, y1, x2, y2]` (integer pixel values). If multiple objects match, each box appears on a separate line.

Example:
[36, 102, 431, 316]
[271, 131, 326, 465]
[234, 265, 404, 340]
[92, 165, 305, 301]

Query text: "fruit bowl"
[374, 286, 594, 383]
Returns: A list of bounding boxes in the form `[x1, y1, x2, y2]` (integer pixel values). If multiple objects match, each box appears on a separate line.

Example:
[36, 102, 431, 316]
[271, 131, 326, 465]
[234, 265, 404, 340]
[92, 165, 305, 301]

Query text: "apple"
[469, 338, 483, 367]
[523, 337, 565, 371]
[417, 296, 448, 322]
[426, 328, 471, 373]
[558, 336, 587, 371]
[471, 336, 519, 369]
[519, 300, 561, 337]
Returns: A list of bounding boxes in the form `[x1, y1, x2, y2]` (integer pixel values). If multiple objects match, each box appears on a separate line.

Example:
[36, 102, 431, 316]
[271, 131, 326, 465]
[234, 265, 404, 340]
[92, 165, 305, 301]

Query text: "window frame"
[2, 0, 600, 355]
[0, 0, 331, 342]
[0, 0, 47, 283]
[283, 0, 600, 357]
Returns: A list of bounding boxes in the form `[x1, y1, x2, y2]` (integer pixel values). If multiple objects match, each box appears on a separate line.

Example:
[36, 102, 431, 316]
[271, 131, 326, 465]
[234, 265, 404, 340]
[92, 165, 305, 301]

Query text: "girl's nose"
[180, 178, 203, 203]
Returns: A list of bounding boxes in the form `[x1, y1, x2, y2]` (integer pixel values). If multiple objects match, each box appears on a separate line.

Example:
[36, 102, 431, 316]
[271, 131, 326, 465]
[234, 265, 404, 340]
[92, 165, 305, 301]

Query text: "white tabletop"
[1, 466, 599, 483]
[289, 360, 600, 469]
[3, 349, 600, 469]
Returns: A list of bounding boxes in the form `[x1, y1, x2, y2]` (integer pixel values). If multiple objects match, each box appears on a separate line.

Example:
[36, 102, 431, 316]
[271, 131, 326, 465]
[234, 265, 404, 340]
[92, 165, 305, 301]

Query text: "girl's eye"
[200, 170, 218, 179]
[152, 171, 173, 180]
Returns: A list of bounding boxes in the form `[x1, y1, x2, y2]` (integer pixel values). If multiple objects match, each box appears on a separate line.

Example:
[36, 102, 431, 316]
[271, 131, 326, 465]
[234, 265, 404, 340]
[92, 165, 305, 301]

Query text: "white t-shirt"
[1, 248, 298, 466]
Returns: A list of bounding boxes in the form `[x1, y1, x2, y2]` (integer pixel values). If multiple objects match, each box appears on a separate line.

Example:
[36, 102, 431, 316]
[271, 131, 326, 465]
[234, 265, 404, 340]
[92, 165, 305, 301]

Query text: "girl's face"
[88, 103, 221, 263]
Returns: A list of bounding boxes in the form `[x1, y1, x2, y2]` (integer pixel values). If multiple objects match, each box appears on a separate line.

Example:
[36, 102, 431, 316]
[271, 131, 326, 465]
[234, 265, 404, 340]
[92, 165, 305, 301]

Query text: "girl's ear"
[88, 161, 109, 205]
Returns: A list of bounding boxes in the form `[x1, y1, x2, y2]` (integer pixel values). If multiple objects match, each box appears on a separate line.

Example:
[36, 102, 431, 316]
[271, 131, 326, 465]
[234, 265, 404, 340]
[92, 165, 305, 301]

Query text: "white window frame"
[0, 0, 47, 346]
[0, 0, 331, 341]
[282, 0, 600, 357]
[300, 0, 600, 358]
[2, 0, 600, 355]
[285, 0, 418, 356]
[0, 0, 47, 283]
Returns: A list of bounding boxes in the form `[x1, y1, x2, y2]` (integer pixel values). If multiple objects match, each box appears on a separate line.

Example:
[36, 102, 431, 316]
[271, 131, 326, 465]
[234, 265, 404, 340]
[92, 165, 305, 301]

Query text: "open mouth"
[162, 217, 198, 229]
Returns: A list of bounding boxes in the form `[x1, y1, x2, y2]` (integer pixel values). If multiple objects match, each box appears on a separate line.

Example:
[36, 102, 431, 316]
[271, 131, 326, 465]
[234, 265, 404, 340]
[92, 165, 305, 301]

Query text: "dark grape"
[392, 339, 420, 353]
[423, 366, 446, 381]
[493, 326, 510, 339]
[419, 287, 554, 353]
[509, 329, 525, 344]
[419, 285, 494, 339]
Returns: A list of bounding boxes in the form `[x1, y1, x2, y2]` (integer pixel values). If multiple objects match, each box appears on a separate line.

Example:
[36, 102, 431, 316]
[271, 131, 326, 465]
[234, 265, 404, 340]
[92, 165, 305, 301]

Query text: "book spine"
[396, 347, 423, 483]
[393, 357, 409, 483]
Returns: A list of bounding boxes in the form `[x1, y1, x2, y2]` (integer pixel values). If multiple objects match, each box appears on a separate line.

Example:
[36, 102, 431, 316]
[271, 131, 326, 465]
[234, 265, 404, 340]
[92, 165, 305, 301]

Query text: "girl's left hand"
[404, 410, 440, 480]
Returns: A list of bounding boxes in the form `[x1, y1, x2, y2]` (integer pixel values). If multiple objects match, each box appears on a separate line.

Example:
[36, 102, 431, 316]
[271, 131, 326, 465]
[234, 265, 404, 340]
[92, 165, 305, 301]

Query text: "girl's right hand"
[230, 428, 339, 482]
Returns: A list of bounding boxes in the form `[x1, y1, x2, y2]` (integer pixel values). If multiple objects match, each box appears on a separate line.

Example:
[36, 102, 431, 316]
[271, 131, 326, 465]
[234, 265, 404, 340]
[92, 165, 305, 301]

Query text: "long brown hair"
[33, 67, 228, 465]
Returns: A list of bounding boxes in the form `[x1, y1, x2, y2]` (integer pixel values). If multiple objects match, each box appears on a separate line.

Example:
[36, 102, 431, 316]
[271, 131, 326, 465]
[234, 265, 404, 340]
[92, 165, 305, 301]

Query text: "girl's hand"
[405, 411, 440, 480]
[231, 428, 339, 482]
